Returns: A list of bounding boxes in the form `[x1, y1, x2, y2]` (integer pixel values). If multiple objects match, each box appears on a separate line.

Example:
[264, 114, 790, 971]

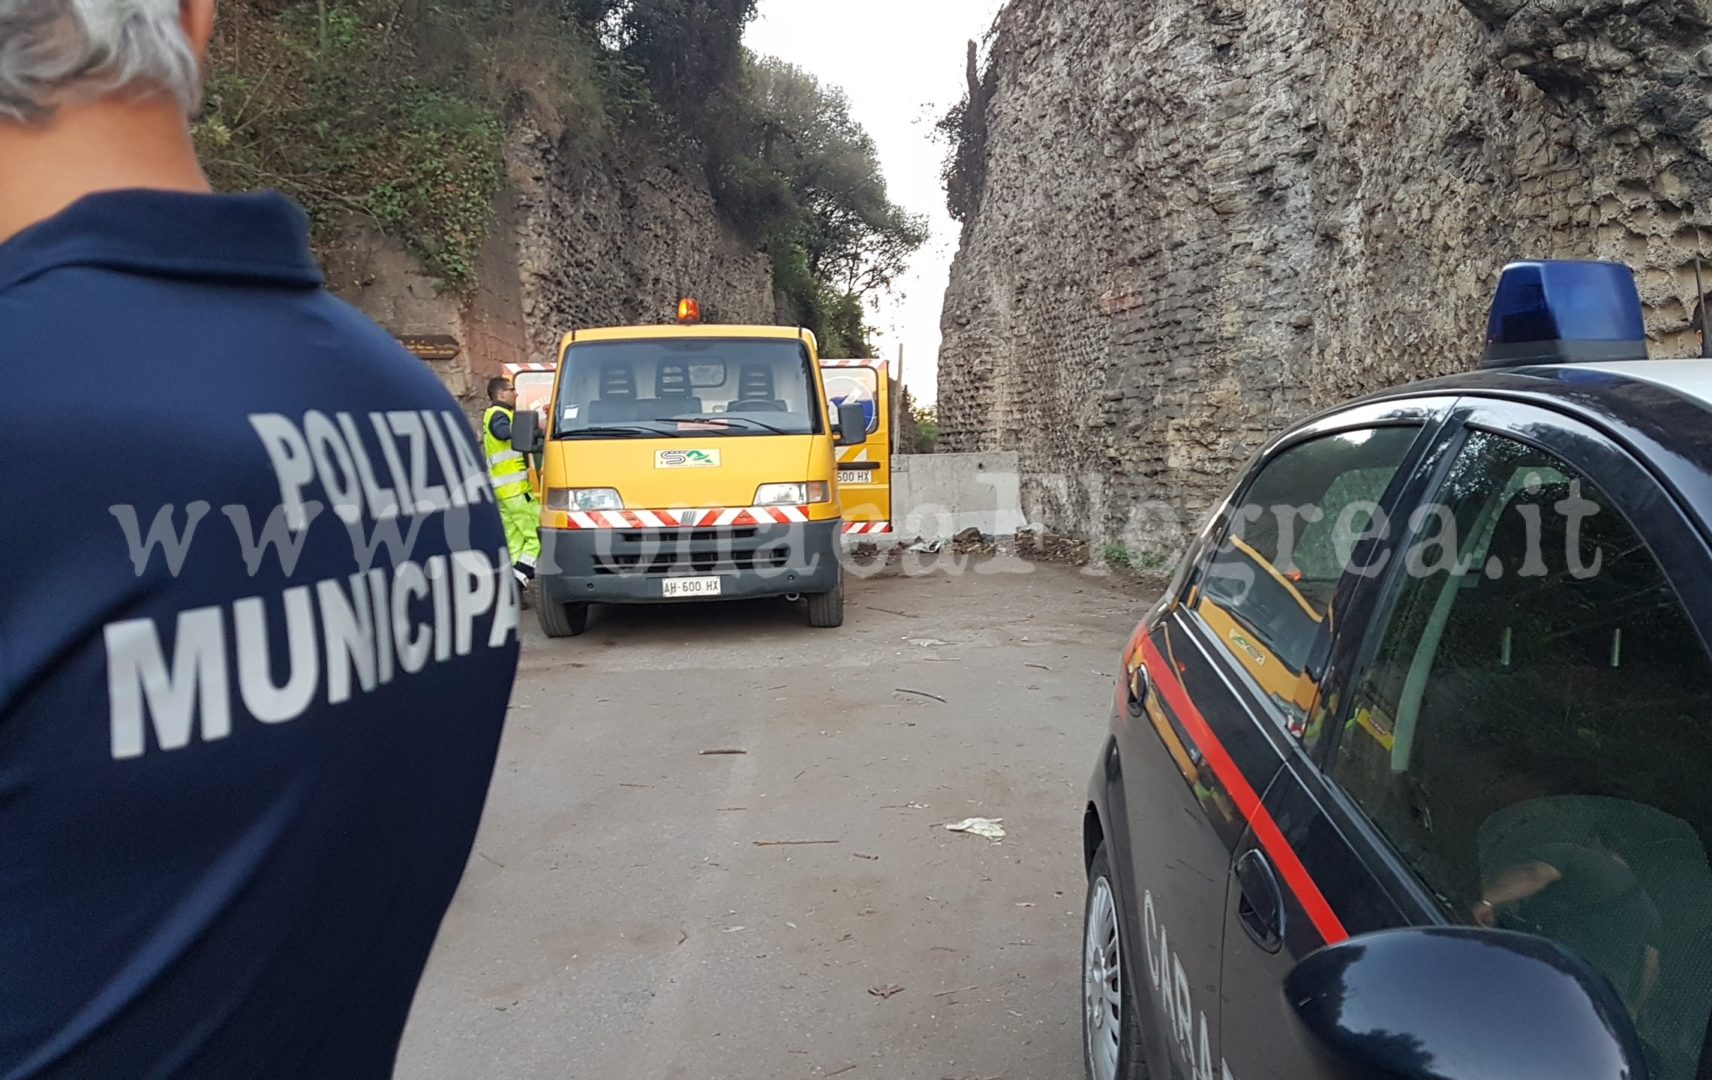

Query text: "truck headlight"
[754, 482, 830, 506]
[546, 488, 623, 512]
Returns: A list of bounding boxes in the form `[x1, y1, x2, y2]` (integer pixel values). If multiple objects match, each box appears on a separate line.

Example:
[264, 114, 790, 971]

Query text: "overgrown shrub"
[198, 1, 541, 288]
[938, 39, 996, 224]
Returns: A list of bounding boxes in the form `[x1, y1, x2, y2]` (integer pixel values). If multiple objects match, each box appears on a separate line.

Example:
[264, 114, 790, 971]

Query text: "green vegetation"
[736, 56, 927, 355]
[939, 40, 995, 225]
[197, 0, 923, 343]
[197, 1, 634, 287]
[1102, 545, 1170, 573]
[908, 402, 939, 452]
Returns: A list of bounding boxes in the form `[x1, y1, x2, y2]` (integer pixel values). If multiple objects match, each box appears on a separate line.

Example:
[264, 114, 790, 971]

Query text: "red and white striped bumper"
[842, 521, 893, 535]
[558, 506, 813, 530]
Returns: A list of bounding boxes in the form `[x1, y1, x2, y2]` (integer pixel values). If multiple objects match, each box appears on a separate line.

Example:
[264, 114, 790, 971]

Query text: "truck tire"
[805, 573, 844, 628]
[533, 579, 589, 638]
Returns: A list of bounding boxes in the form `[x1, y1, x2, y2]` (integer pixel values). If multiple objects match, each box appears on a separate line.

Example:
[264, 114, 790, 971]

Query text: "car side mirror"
[1285, 928, 1646, 1080]
[511, 409, 543, 454]
[835, 402, 868, 448]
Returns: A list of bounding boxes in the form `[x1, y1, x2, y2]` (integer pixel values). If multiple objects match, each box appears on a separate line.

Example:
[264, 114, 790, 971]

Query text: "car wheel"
[1085, 841, 1147, 1080]
[534, 579, 589, 638]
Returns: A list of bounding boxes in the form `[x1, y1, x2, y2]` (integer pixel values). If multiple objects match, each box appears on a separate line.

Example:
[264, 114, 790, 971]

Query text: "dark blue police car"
[1083, 261, 1712, 1080]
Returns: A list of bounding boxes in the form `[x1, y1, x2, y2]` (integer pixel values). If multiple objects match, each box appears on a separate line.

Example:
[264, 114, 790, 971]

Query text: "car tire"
[534, 579, 589, 638]
[805, 572, 845, 628]
[1084, 841, 1148, 1080]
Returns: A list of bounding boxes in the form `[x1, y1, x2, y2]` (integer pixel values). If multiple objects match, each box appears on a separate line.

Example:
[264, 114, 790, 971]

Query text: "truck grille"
[589, 527, 790, 577]
[592, 549, 792, 576]
[616, 528, 758, 544]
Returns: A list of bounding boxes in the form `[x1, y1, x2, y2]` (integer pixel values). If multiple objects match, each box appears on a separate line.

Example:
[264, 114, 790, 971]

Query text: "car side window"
[1189, 426, 1420, 735]
[1329, 429, 1712, 1080]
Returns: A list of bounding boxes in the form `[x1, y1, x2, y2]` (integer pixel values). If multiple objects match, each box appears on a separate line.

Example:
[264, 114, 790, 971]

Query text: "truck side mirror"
[835, 403, 868, 448]
[1285, 927, 1645, 1080]
[511, 409, 543, 454]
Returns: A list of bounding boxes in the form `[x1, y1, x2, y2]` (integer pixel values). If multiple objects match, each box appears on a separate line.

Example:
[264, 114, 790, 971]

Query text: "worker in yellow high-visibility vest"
[483, 376, 541, 595]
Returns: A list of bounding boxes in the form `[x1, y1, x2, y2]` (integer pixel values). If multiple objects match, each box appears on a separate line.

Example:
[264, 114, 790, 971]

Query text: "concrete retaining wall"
[892, 452, 1029, 539]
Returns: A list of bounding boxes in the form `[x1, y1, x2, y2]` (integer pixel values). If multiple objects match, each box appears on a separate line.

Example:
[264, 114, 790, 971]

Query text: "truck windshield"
[552, 338, 823, 438]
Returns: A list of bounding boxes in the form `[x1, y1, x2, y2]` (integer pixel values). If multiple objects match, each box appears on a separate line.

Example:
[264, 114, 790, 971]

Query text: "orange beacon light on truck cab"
[677, 298, 702, 324]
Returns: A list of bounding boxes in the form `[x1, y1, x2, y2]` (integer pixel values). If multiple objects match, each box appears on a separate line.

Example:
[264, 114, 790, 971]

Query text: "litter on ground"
[943, 818, 1005, 842]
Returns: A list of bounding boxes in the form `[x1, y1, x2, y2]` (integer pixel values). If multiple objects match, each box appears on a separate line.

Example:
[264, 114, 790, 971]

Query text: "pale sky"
[745, 0, 1006, 405]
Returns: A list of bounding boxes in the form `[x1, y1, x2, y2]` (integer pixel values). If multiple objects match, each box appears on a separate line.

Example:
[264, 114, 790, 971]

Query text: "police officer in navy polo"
[0, 2, 519, 1077]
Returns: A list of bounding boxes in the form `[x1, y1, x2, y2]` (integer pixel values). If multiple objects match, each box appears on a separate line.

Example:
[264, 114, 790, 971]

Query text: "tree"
[939, 39, 994, 223]
[710, 56, 926, 352]
[746, 57, 927, 297]
[611, 0, 757, 126]
[909, 403, 938, 453]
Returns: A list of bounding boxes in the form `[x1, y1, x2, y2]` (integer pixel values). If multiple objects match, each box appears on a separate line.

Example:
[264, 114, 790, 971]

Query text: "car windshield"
[552, 338, 823, 438]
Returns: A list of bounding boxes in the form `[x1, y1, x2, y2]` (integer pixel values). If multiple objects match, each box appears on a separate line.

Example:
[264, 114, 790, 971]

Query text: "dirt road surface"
[395, 557, 1150, 1080]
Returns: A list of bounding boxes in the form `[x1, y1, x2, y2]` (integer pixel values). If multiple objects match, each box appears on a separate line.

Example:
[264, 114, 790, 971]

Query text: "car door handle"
[1125, 665, 1150, 715]
[1234, 848, 1285, 953]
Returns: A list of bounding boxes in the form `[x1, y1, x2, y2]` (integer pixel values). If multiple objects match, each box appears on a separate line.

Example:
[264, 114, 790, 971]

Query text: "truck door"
[504, 362, 556, 500]
[821, 359, 891, 536]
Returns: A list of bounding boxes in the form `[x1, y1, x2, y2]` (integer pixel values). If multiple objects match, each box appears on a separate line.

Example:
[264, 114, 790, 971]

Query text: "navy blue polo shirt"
[0, 191, 518, 1078]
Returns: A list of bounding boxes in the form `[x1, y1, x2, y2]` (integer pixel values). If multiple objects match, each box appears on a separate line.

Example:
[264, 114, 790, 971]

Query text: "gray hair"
[0, 0, 202, 123]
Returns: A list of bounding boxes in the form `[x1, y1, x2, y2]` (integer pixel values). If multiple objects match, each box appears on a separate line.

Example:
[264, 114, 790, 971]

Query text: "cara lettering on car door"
[1143, 890, 1236, 1080]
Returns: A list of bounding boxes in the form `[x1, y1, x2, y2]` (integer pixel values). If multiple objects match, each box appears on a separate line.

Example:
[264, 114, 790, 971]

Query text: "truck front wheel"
[805, 574, 844, 629]
[533, 579, 589, 638]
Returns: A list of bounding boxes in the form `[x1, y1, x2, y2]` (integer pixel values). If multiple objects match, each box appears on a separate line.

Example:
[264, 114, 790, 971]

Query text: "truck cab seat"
[655, 361, 702, 415]
[732, 363, 787, 412]
[589, 362, 642, 423]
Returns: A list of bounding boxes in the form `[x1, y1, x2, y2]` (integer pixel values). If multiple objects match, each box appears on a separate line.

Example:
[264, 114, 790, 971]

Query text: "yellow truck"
[510, 302, 870, 637]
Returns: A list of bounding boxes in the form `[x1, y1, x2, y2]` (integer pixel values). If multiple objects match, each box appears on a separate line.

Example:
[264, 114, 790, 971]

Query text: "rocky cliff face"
[327, 126, 773, 412]
[506, 124, 776, 362]
[938, 0, 1712, 554]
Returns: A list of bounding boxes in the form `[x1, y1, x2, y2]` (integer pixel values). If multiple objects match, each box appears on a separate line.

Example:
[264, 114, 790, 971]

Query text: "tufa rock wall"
[507, 122, 775, 364]
[328, 125, 773, 418]
[938, 0, 1712, 555]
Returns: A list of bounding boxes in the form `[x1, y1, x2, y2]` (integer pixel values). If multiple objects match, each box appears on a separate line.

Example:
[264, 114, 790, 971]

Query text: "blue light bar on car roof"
[1481, 260, 1649, 369]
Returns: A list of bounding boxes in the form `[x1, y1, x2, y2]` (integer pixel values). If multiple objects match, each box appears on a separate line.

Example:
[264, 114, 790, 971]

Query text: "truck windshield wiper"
[651, 415, 796, 436]
[715, 415, 798, 436]
[559, 425, 680, 439]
